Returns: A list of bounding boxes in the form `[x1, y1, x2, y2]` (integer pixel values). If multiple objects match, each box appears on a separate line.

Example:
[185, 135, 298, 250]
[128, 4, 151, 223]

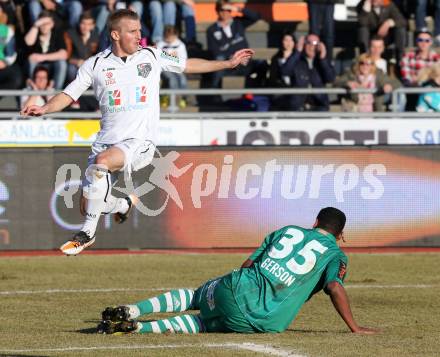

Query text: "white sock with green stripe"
[130, 289, 195, 317]
[137, 314, 204, 334]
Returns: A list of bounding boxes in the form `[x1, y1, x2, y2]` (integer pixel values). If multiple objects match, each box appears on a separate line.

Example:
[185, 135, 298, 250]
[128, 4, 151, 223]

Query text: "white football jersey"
[63, 46, 186, 144]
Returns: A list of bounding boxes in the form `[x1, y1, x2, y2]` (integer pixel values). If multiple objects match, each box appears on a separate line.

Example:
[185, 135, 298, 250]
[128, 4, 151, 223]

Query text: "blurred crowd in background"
[1, 0, 440, 113]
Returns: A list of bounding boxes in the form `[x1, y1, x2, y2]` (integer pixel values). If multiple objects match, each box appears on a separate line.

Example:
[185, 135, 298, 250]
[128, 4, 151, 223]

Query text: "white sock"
[81, 166, 111, 237]
[102, 195, 130, 215]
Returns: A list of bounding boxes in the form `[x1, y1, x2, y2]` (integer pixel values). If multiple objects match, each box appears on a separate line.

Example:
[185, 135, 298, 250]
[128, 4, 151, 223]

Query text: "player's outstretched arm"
[184, 48, 255, 74]
[20, 92, 73, 117]
[327, 281, 379, 335]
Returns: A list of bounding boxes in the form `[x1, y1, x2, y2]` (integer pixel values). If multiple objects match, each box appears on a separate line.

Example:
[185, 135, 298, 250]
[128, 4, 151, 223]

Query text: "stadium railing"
[1, 111, 437, 119]
[1, 87, 440, 117]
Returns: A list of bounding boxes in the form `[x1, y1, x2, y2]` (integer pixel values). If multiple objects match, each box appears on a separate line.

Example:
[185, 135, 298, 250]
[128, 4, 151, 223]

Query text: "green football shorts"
[195, 273, 257, 333]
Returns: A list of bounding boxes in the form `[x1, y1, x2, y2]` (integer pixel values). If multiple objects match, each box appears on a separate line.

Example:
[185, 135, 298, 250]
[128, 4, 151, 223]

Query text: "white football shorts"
[87, 138, 155, 174]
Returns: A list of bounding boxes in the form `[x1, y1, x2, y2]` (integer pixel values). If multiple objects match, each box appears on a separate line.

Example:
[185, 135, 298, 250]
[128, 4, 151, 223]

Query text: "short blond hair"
[107, 9, 139, 33]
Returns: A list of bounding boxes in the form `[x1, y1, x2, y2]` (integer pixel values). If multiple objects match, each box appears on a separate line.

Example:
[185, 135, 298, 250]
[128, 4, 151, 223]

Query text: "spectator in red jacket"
[400, 30, 440, 87]
[400, 30, 440, 111]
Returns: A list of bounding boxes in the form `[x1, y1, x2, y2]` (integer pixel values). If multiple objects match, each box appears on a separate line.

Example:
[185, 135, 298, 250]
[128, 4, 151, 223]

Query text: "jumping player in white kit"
[20, 9, 254, 255]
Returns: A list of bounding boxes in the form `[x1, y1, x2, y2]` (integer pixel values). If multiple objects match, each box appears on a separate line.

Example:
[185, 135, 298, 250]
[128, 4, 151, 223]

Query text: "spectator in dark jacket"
[357, 0, 407, 65]
[268, 31, 303, 110]
[207, 0, 258, 60]
[306, 0, 341, 62]
[24, 10, 68, 89]
[65, 11, 99, 82]
[288, 33, 335, 111]
[203, 0, 267, 90]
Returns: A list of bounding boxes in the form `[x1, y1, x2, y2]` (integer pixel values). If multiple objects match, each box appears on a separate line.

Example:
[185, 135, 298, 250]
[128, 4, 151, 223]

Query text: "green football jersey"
[231, 225, 348, 333]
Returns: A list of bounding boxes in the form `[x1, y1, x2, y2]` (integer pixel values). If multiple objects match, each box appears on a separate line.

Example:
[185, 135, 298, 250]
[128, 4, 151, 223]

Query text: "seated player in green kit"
[97, 207, 378, 335]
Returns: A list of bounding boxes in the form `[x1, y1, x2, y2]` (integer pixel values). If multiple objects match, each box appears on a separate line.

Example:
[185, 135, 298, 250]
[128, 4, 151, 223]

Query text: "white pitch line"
[0, 284, 438, 296]
[0, 343, 305, 357]
[231, 343, 305, 357]
[0, 287, 176, 295]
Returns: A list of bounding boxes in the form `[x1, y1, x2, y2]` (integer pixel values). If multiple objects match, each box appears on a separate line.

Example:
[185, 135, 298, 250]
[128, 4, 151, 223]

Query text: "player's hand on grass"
[20, 104, 47, 117]
[229, 49, 255, 69]
[352, 326, 380, 335]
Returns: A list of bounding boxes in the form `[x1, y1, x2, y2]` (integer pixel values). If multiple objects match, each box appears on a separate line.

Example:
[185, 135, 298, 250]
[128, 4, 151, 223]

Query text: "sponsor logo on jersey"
[136, 86, 147, 103]
[137, 63, 152, 78]
[101, 104, 148, 114]
[108, 90, 121, 106]
[105, 71, 116, 85]
[160, 51, 180, 63]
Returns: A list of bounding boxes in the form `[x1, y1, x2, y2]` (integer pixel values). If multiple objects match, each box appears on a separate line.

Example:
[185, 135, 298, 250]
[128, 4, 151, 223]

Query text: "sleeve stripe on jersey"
[92, 57, 100, 70]
[104, 51, 112, 59]
[144, 47, 156, 60]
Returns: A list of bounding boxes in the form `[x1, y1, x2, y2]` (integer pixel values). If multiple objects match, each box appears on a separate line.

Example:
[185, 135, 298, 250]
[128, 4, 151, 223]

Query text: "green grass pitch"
[0, 253, 439, 356]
